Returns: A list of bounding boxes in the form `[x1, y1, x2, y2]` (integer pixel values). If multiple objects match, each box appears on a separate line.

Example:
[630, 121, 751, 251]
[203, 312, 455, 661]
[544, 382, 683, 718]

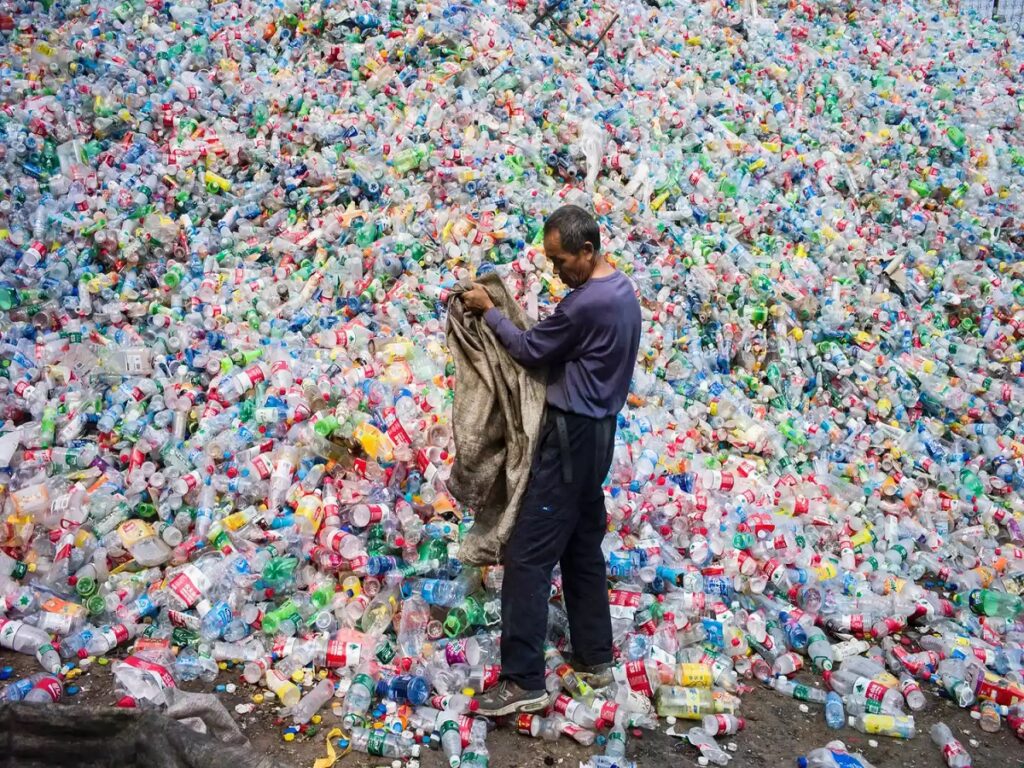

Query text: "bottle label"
[458, 715, 473, 745]
[625, 660, 655, 696]
[943, 741, 966, 761]
[33, 676, 63, 702]
[596, 697, 619, 725]
[445, 638, 469, 665]
[862, 680, 888, 702]
[167, 564, 209, 608]
[107, 624, 130, 645]
[375, 638, 396, 664]
[0, 619, 19, 647]
[708, 716, 733, 733]
[250, 455, 273, 480]
[830, 751, 865, 768]
[366, 729, 387, 757]
[295, 495, 324, 533]
[180, 471, 201, 493]
[36, 642, 57, 662]
[701, 618, 724, 649]
[608, 589, 642, 620]
[166, 609, 201, 630]
[554, 694, 580, 719]
[515, 713, 536, 736]
[382, 407, 412, 446]
[121, 655, 176, 689]
[860, 714, 898, 735]
[438, 718, 459, 737]
[325, 638, 351, 668]
[661, 687, 705, 718]
[559, 721, 583, 738]
[677, 663, 713, 688]
[480, 665, 500, 691]
[244, 364, 266, 386]
[118, 519, 155, 549]
[265, 669, 297, 699]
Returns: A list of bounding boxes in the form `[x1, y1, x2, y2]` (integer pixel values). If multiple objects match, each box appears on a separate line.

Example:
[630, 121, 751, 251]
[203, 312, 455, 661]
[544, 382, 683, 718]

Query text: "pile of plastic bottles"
[1, 0, 1024, 763]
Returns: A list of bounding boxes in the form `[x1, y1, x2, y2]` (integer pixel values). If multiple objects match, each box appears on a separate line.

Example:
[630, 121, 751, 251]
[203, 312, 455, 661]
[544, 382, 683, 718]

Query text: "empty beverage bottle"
[930, 722, 972, 768]
[798, 742, 877, 768]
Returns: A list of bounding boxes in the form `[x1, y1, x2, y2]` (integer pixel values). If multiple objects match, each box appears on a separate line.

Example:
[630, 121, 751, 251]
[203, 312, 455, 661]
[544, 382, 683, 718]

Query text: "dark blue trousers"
[500, 407, 616, 690]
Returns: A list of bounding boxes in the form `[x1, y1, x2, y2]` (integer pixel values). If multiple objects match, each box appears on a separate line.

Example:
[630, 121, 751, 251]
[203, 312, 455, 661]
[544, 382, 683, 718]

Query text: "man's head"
[543, 205, 602, 289]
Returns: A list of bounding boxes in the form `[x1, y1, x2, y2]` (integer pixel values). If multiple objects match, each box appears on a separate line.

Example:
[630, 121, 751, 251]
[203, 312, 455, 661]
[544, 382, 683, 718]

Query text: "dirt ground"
[2, 650, 1021, 768]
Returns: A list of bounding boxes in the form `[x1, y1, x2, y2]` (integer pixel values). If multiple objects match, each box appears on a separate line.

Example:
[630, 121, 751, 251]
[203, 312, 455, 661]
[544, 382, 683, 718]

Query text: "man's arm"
[484, 304, 579, 368]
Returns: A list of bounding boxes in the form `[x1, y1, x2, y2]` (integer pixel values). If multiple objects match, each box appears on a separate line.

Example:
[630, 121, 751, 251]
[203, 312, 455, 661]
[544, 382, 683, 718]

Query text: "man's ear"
[580, 242, 596, 263]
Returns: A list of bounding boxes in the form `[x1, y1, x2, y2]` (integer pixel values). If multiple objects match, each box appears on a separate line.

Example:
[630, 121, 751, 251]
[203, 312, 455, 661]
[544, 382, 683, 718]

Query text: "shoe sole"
[476, 693, 549, 718]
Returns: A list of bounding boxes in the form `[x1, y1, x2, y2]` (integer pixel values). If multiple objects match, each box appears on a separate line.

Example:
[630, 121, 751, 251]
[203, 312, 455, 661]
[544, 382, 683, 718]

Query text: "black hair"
[543, 205, 600, 255]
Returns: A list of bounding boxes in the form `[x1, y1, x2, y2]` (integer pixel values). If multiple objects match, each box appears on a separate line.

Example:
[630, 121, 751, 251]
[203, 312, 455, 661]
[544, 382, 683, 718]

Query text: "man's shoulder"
[569, 271, 640, 318]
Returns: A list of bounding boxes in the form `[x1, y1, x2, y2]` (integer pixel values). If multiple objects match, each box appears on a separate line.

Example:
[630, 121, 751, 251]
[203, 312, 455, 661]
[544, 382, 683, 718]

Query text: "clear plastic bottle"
[930, 722, 972, 768]
[461, 717, 490, 768]
[22, 675, 63, 704]
[824, 692, 845, 729]
[686, 727, 730, 766]
[772, 677, 827, 705]
[899, 674, 926, 712]
[347, 727, 411, 758]
[438, 711, 463, 767]
[847, 713, 915, 739]
[291, 678, 335, 724]
[342, 664, 377, 726]
[702, 714, 746, 736]
[0, 619, 61, 673]
[0, 673, 48, 703]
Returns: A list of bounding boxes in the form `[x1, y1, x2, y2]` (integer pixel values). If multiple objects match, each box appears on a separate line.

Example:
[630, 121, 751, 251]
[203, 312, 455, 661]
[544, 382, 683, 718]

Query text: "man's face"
[543, 229, 595, 289]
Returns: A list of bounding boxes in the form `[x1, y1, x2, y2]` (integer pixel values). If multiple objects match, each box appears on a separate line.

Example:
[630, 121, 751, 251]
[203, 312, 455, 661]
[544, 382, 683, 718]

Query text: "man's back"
[549, 270, 641, 418]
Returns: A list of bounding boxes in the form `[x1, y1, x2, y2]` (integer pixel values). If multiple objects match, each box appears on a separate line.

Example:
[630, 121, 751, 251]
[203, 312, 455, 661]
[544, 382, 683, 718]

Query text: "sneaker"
[572, 660, 614, 688]
[475, 680, 549, 717]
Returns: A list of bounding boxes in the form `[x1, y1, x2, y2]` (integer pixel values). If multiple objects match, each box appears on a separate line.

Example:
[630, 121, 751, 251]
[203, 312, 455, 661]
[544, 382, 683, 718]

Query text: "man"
[460, 205, 642, 716]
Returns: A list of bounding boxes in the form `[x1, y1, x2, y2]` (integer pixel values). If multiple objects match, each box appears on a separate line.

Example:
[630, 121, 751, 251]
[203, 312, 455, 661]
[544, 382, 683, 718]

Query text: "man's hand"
[460, 284, 495, 315]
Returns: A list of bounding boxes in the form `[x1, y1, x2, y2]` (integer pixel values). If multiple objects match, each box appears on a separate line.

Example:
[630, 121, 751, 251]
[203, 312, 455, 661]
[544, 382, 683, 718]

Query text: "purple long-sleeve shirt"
[484, 270, 641, 419]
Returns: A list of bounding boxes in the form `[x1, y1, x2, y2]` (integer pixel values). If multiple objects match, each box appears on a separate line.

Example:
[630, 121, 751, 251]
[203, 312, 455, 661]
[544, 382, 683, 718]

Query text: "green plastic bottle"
[968, 589, 1023, 619]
